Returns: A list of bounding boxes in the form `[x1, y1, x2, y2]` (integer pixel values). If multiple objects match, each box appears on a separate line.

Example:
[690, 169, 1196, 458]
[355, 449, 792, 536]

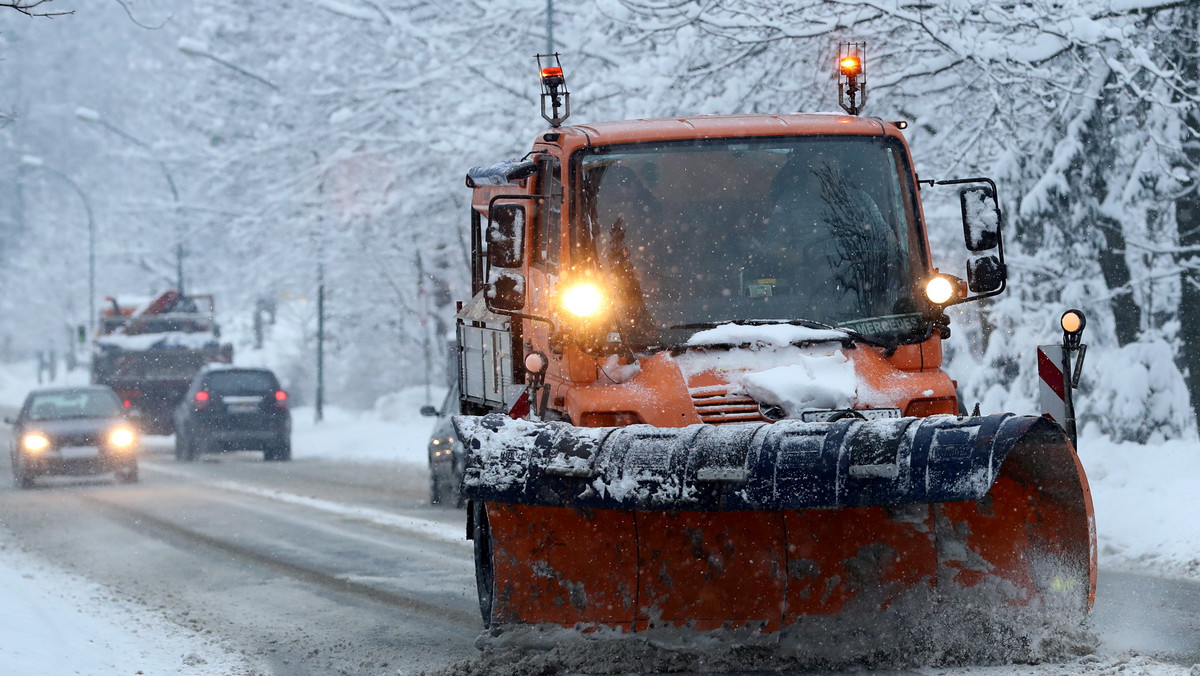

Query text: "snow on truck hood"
[677, 323, 901, 416]
[683, 323, 849, 348]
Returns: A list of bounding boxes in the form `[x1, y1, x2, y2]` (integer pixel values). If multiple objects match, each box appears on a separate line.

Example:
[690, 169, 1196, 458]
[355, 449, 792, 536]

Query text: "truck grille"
[690, 386, 767, 425]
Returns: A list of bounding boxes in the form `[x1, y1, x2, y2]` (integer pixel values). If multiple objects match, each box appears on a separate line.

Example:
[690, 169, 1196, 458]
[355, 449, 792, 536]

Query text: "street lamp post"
[75, 107, 179, 201]
[19, 155, 96, 335]
[75, 106, 184, 291]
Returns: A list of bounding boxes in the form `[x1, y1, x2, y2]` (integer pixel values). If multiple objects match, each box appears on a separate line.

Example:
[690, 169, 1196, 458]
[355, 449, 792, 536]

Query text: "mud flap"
[454, 414, 1095, 630]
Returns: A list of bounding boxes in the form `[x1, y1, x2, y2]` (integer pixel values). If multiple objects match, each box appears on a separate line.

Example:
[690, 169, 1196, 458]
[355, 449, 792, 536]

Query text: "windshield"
[26, 390, 123, 420]
[575, 135, 929, 346]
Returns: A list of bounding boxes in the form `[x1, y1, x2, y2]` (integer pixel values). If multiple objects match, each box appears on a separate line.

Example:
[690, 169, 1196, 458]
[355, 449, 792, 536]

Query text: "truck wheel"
[472, 501, 495, 627]
[451, 460, 466, 509]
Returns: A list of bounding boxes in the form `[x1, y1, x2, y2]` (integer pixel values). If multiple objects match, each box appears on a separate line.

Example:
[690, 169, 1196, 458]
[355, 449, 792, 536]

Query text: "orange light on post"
[536, 53, 571, 127]
[837, 42, 867, 116]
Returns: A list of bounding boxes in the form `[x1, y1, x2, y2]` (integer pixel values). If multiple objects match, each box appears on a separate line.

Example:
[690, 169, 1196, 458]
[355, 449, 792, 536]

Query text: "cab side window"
[533, 156, 562, 268]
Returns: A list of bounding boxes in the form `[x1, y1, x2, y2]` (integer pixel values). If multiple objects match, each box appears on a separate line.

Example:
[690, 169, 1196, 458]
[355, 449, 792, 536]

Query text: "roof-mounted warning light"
[837, 42, 867, 116]
[536, 53, 571, 127]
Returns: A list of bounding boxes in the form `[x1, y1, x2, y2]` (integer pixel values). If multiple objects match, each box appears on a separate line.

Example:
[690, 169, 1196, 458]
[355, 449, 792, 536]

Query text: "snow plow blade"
[455, 413, 1095, 632]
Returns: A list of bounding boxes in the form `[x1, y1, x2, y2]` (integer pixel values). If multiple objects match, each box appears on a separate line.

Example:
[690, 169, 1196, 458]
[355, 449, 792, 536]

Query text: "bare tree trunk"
[1174, 7, 1200, 424]
[1096, 215, 1141, 346]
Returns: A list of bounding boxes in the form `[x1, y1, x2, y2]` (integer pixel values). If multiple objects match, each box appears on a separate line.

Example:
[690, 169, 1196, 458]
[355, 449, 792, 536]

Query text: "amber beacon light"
[837, 42, 867, 115]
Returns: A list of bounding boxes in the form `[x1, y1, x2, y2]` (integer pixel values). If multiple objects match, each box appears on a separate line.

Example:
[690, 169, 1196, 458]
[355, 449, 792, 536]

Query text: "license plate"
[223, 396, 261, 413]
[60, 446, 100, 460]
[800, 408, 902, 422]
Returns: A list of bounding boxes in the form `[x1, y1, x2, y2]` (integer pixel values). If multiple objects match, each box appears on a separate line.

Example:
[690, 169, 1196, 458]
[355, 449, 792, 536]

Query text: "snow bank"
[1085, 340, 1193, 443]
[0, 359, 90, 408]
[0, 526, 256, 675]
[1080, 431, 1200, 581]
[289, 385, 444, 466]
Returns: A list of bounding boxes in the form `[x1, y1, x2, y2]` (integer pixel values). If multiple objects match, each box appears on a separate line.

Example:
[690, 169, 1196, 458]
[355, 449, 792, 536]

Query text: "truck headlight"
[925, 275, 957, 305]
[22, 433, 50, 452]
[561, 281, 606, 318]
[109, 427, 137, 448]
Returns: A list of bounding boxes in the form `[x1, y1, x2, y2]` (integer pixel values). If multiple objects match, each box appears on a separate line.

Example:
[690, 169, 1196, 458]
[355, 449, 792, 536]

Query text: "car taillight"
[122, 399, 132, 409]
[195, 390, 210, 410]
[274, 390, 288, 409]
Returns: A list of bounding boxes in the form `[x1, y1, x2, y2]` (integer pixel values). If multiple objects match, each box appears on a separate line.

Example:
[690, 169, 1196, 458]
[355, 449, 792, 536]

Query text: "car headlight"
[22, 433, 50, 452]
[109, 427, 137, 448]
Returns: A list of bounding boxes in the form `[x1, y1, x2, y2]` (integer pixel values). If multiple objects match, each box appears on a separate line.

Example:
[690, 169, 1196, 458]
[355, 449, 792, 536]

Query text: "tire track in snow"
[79, 492, 481, 630]
[141, 460, 470, 546]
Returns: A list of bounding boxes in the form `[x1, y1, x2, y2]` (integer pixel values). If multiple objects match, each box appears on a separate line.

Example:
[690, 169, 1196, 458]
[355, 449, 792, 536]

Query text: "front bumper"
[23, 446, 138, 476]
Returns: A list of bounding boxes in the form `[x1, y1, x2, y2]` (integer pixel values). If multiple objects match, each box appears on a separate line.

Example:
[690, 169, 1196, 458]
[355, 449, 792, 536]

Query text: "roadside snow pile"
[1080, 431, 1200, 581]
[288, 386, 444, 465]
[1085, 340, 1193, 444]
[0, 527, 258, 675]
[0, 359, 89, 407]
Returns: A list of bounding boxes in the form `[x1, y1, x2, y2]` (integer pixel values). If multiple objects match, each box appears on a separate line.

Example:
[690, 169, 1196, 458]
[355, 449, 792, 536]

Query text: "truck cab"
[459, 114, 1005, 427]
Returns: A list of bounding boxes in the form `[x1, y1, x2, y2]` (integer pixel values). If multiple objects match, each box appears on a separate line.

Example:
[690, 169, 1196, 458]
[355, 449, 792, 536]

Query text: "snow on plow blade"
[455, 413, 1095, 632]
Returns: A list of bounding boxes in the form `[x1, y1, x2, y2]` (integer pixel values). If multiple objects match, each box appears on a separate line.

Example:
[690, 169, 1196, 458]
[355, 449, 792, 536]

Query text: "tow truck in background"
[450, 46, 1095, 659]
[92, 290, 233, 435]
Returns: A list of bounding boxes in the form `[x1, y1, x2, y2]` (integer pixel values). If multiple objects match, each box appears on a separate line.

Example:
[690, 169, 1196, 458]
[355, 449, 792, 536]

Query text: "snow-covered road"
[0, 361, 1198, 674]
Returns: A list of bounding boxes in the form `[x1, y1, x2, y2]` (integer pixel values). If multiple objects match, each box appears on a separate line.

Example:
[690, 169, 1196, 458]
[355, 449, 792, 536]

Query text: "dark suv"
[174, 367, 291, 462]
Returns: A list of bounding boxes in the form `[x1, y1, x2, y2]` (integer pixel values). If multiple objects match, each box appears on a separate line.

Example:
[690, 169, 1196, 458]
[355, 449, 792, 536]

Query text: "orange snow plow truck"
[452, 49, 1095, 639]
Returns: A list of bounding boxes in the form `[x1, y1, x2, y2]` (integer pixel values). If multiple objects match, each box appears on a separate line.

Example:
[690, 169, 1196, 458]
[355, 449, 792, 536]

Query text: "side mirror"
[3, 416, 14, 425]
[420, 405, 438, 417]
[487, 204, 525, 269]
[960, 185, 1002, 252]
[487, 270, 527, 312]
[966, 254, 1006, 294]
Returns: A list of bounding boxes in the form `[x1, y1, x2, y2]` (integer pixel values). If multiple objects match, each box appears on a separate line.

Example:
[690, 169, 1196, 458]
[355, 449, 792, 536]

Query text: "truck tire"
[471, 501, 495, 627]
[451, 460, 466, 509]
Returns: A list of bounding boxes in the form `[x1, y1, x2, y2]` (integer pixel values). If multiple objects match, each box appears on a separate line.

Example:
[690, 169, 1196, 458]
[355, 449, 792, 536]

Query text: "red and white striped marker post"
[1038, 310, 1087, 448]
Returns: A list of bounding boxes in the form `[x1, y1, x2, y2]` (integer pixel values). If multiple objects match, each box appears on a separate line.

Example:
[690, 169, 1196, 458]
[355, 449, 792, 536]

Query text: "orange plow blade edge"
[457, 413, 1096, 634]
